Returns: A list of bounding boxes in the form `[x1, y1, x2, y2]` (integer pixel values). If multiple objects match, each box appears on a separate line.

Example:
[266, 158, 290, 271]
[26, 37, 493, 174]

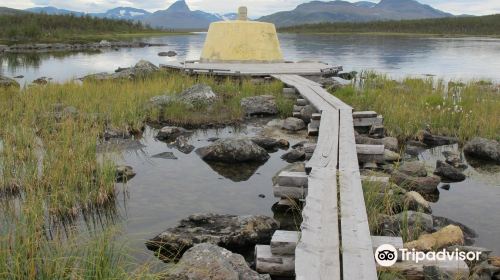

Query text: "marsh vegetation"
[0, 71, 292, 278]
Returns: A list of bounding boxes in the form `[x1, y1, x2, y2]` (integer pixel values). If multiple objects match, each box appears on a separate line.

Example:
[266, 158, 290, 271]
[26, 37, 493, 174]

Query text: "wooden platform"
[159, 61, 343, 76]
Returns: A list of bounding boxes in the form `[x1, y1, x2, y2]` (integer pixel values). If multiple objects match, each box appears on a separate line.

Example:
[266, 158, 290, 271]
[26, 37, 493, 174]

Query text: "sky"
[2, 0, 499, 17]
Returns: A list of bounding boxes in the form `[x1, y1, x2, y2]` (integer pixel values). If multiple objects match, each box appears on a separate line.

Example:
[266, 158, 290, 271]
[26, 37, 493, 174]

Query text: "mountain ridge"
[5, 0, 458, 30]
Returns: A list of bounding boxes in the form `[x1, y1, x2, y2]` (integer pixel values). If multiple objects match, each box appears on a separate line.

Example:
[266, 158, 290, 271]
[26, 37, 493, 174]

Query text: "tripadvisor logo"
[375, 244, 483, 267]
[375, 244, 398, 267]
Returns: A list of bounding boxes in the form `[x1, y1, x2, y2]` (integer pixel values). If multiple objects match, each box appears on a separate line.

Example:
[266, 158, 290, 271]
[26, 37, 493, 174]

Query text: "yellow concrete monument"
[200, 7, 284, 63]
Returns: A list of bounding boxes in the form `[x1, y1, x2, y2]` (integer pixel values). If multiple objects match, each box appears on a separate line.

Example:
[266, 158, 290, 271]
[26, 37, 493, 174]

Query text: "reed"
[334, 73, 500, 142]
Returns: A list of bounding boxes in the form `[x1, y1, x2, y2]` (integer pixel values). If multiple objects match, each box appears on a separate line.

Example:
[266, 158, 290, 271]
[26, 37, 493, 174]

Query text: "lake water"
[2, 34, 500, 84]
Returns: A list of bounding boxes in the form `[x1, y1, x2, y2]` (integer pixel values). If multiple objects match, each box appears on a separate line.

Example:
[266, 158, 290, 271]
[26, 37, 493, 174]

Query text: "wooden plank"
[273, 185, 307, 199]
[277, 171, 308, 187]
[338, 109, 378, 280]
[297, 99, 308, 106]
[255, 245, 295, 277]
[305, 109, 339, 171]
[271, 230, 300, 255]
[295, 168, 340, 280]
[311, 113, 322, 120]
[353, 111, 378, 119]
[354, 116, 384, 127]
[357, 144, 385, 155]
[308, 123, 319, 136]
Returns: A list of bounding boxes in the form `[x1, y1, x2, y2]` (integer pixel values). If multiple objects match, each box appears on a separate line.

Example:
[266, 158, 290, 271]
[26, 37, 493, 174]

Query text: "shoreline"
[278, 31, 500, 38]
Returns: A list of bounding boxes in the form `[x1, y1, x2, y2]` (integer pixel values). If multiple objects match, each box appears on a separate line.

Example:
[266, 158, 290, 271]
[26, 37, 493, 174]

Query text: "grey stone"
[171, 135, 195, 154]
[384, 149, 401, 162]
[250, 137, 289, 151]
[404, 191, 432, 213]
[196, 138, 270, 163]
[423, 265, 453, 280]
[442, 150, 467, 168]
[282, 117, 306, 131]
[163, 243, 271, 280]
[115, 165, 136, 182]
[421, 131, 458, 147]
[178, 84, 217, 106]
[434, 160, 466, 182]
[299, 105, 317, 123]
[146, 213, 279, 260]
[241, 95, 278, 116]
[391, 171, 440, 194]
[378, 211, 434, 237]
[156, 126, 192, 142]
[158, 51, 177, 57]
[464, 137, 500, 163]
[398, 161, 428, 177]
[383, 137, 399, 152]
[280, 148, 306, 163]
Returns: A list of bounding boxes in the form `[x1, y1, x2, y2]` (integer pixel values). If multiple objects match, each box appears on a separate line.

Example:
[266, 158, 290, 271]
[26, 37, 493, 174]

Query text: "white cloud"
[2, 0, 499, 16]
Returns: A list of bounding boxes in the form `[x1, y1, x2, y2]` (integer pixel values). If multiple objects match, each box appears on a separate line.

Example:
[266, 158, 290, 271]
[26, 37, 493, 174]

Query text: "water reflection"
[203, 161, 265, 182]
[2, 34, 500, 84]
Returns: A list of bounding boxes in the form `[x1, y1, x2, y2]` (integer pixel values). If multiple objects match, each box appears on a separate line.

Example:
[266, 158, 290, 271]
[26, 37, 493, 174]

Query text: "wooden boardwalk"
[272, 75, 377, 280]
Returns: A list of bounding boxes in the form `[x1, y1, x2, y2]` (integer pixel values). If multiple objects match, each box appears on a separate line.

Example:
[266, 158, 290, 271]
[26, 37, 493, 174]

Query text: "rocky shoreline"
[0, 40, 167, 54]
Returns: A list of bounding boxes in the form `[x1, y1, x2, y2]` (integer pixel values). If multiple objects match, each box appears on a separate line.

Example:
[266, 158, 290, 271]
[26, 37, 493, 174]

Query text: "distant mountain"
[143, 0, 220, 30]
[0, 7, 27, 15]
[259, 0, 453, 27]
[215, 13, 239, 21]
[26, 6, 84, 16]
[90, 7, 151, 21]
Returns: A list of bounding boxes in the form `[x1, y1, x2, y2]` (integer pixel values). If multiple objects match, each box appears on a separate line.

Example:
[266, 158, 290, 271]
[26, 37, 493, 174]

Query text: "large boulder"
[0, 75, 20, 89]
[178, 84, 217, 106]
[383, 137, 399, 152]
[391, 171, 440, 194]
[404, 225, 464, 251]
[280, 148, 306, 163]
[146, 213, 279, 260]
[282, 117, 306, 131]
[164, 243, 271, 280]
[464, 137, 500, 163]
[240, 95, 278, 116]
[434, 160, 466, 182]
[83, 60, 158, 81]
[196, 138, 270, 163]
[134, 59, 159, 73]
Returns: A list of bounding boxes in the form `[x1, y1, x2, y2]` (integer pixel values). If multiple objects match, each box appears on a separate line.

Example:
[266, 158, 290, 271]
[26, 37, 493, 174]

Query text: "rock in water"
[156, 126, 192, 142]
[404, 191, 432, 213]
[158, 51, 177, 57]
[280, 148, 306, 163]
[134, 59, 159, 72]
[391, 171, 440, 194]
[421, 131, 458, 147]
[164, 243, 271, 280]
[0, 75, 20, 88]
[179, 84, 217, 106]
[146, 213, 279, 260]
[282, 117, 306, 131]
[442, 150, 467, 169]
[464, 137, 500, 163]
[250, 137, 289, 151]
[115, 165, 136, 182]
[240, 95, 278, 116]
[196, 138, 270, 163]
[171, 135, 195, 154]
[404, 225, 464, 251]
[434, 160, 466, 182]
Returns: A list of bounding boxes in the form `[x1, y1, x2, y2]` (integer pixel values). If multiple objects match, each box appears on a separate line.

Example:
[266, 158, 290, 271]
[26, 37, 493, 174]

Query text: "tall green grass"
[334, 73, 500, 142]
[0, 71, 289, 279]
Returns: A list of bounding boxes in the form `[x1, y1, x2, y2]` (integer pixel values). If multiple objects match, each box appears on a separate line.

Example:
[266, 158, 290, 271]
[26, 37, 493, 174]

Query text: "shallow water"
[107, 120, 306, 261]
[2, 34, 500, 85]
[419, 145, 500, 254]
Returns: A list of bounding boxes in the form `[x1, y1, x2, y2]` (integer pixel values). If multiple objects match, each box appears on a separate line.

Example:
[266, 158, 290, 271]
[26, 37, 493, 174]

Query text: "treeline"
[279, 14, 500, 36]
[0, 13, 161, 42]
